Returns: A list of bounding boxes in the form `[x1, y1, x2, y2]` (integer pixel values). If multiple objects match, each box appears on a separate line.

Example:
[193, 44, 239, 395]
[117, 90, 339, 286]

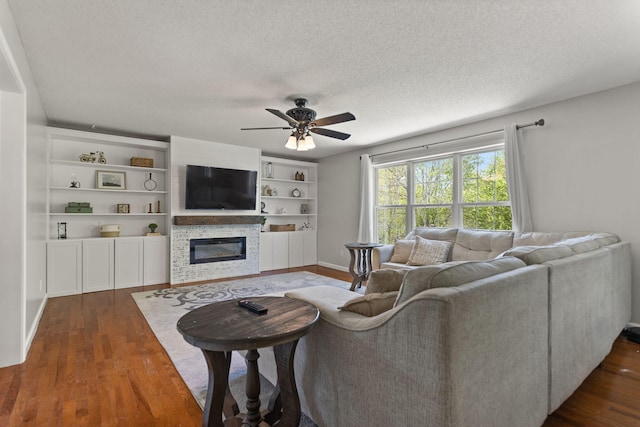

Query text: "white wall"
[318, 81, 640, 324]
[0, 0, 47, 367]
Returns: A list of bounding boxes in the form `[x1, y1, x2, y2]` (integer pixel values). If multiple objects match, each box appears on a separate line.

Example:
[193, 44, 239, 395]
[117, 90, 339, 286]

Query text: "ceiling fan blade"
[241, 126, 292, 130]
[311, 112, 355, 127]
[310, 127, 351, 140]
[266, 108, 299, 126]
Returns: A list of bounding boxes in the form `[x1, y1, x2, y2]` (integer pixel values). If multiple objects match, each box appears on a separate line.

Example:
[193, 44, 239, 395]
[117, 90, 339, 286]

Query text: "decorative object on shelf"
[271, 188, 278, 196]
[157, 200, 161, 213]
[260, 216, 267, 232]
[69, 173, 80, 188]
[96, 170, 126, 190]
[57, 222, 67, 239]
[300, 203, 309, 214]
[260, 201, 267, 213]
[148, 203, 153, 214]
[265, 162, 273, 178]
[117, 203, 130, 214]
[277, 207, 287, 215]
[291, 188, 301, 198]
[100, 224, 120, 237]
[295, 171, 305, 181]
[65, 202, 92, 213]
[147, 223, 160, 236]
[270, 224, 295, 232]
[96, 151, 106, 164]
[131, 157, 154, 168]
[299, 222, 311, 231]
[79, 152, 97, 163]
[262, 185, 272, 196]
[144, 172, 157, 191]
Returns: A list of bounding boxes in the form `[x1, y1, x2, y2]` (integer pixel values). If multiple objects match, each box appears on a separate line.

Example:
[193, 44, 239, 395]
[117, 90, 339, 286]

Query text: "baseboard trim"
[25, 295, 48, 359]
[318, 261, 349, 273]
[627, 322, 640, 328]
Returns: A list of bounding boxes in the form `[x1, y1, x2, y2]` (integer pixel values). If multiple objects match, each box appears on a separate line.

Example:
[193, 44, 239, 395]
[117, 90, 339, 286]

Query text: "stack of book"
[65, 202, 92, 213]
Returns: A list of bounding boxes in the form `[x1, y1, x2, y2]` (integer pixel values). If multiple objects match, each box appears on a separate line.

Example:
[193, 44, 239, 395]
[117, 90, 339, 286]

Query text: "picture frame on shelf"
[117, 203, 130, 214]
[96, 170, 126, 190]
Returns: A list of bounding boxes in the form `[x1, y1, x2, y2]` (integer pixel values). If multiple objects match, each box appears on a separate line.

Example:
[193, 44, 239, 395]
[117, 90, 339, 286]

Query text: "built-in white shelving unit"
[259, 156, 318, 271]
[46, 127, 170, 295]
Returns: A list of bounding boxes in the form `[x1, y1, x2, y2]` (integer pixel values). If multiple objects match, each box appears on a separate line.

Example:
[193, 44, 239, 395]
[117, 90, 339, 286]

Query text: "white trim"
[317, 261, 349, 273]
[25, 295, 48, 352]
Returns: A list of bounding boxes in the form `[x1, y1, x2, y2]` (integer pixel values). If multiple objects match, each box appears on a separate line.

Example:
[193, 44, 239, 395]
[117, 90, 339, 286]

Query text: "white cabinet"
[47, 240, 82, 297]
[303, 232, 318, 266]
[260, 231, 317, 271]
[83, 239, 114, 292]
[46, 236, 169, 296]
[115, 238, 144, 289]
[143, 236, 169, 285]
[47, 127, 170, 240]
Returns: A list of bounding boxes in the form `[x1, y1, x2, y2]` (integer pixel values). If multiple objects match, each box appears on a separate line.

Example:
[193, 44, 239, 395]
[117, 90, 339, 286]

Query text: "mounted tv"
[185, 165, 257, 210]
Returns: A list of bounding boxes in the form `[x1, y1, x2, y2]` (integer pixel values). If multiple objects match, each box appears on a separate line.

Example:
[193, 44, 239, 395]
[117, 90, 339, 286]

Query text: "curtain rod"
[368, 118, 545, 159]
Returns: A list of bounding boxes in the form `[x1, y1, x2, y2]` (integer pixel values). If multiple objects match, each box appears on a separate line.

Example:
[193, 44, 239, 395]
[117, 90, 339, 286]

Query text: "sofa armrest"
[372, 244, 395, 270]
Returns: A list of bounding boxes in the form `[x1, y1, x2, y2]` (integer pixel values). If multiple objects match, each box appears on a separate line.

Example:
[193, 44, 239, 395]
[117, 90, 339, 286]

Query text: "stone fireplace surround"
[171, 216, 261, 285]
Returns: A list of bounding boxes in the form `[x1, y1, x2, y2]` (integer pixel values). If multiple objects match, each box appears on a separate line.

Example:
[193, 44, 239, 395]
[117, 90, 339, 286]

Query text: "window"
[375, 147, 511, 243]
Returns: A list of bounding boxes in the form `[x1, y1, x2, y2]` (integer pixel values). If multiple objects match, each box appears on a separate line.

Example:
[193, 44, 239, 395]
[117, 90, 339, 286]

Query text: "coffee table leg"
[201, 350, 236, 427]
[244, 349, 262, 426]
[272, 340, 301, 427]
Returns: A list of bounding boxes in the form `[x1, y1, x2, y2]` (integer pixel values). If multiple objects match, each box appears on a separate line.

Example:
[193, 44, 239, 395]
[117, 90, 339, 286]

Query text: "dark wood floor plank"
[1, 265, 639, 426]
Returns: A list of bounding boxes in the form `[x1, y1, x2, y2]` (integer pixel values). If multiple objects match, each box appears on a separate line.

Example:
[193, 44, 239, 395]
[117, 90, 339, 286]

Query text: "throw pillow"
[340, 291, 399, 317]
[406, 236, 452, 266]
[389, 239, 415, 263]
[365, 269, 407, 295]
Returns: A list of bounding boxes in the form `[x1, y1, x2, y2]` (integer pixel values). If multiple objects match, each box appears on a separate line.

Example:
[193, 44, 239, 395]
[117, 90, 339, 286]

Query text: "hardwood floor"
[1, 265, 639, 426]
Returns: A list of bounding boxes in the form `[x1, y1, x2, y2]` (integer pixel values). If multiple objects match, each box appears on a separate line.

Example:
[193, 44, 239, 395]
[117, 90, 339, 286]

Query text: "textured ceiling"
[8, 0, 640, 159]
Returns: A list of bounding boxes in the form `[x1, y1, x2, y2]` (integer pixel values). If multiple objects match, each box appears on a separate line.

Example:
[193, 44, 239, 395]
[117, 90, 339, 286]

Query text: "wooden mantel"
[173, 216, 262, 226]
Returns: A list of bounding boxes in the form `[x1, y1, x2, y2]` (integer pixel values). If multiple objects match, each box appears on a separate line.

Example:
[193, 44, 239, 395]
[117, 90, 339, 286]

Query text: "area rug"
[132, 271, 353, 426]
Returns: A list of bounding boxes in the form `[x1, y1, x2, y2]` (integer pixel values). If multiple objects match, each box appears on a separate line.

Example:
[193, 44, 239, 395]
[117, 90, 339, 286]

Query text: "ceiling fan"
[241, 98, 355, 151]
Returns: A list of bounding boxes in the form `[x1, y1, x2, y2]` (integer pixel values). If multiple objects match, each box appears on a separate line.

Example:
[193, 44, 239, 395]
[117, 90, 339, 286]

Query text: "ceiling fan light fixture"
[303, 133, 315, 149]
[285, 134, 297, 150]
[297, 137, 309, 151]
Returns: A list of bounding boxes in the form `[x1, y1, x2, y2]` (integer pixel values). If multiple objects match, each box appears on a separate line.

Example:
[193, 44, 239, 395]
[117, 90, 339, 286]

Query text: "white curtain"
[505, 123, 533, 232]
[357, 154, 375, 242]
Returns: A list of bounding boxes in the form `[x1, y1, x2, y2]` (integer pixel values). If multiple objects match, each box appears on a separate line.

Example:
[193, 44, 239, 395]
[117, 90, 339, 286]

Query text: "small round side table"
[344, 242, 383, 291]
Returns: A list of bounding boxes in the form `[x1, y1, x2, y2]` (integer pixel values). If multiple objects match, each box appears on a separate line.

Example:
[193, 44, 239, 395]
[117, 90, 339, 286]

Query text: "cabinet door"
[82, 239, 114, 292]
[115, 238, 143, 289]
[288, 232, 304, 268]
[47, 240, 82, 297]
[144, 236, 168, 285]
[272, 233, 289, 270]
[303, 232, 318, 266]
[260, 233, 273, 271]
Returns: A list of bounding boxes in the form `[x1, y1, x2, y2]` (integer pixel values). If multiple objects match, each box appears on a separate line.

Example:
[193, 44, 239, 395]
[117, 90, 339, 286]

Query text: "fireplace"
[190, 237, 247, 264]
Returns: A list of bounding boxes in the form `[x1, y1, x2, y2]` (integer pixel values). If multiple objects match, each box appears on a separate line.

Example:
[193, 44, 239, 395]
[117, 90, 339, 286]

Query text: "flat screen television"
[185, 164, 257, 210]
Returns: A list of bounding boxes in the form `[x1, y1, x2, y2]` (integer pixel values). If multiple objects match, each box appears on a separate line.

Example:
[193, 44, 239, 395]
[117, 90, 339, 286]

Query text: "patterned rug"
[132, 271, 353, 426]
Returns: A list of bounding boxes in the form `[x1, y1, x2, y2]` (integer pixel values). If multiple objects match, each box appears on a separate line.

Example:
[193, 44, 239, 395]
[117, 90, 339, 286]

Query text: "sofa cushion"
[365, 269, 407, 294]
[380, 262, 414, 271]
[407, 236, 453, 266]
[389, 239, 415, 263]
[395, 256, 526, 305]
[340, 291, 399, 316]
[452, 229, 514, 261]
[501, 245, 574, 265]
[407, 227, 458, 261]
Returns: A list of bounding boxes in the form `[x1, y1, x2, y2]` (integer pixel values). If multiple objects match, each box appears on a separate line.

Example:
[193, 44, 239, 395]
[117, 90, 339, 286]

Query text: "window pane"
[377, 165, 407, 205]
[462, 151, 508, 203]
[376, 207, 407, 244]
[462, 206, 512, 230]
[415, 207, 452, 228]
[414, 159, 453, 204]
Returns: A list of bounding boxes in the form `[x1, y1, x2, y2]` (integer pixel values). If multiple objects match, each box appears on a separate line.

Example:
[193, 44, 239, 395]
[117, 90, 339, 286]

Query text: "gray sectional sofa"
[259, 228, 631, 427]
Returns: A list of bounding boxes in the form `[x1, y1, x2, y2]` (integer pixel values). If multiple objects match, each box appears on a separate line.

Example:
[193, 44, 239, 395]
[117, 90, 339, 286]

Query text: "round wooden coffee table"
[177, 296, 319, 427]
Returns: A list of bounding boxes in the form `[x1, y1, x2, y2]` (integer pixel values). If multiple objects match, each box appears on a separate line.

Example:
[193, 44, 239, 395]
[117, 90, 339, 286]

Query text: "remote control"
[238, 299, 268, 315]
